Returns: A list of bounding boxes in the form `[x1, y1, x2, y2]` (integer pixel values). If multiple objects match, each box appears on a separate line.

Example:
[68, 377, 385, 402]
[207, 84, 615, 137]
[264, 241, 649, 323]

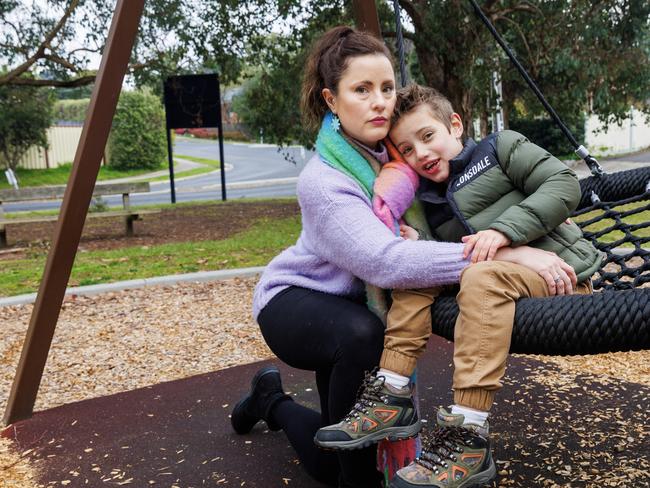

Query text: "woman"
[230, 26, 574, 488]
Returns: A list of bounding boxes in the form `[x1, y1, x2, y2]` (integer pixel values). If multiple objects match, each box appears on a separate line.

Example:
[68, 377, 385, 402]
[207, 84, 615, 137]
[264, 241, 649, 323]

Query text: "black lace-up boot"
[231, 366, 292, 434]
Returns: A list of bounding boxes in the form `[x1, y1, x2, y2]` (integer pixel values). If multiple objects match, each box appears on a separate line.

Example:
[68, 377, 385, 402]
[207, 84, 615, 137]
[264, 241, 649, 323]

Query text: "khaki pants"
[380, 261, 592, 411]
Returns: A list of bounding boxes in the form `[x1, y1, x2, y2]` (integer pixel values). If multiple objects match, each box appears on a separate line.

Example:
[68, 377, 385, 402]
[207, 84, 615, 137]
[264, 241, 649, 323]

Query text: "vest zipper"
[446, 176, 475, 235]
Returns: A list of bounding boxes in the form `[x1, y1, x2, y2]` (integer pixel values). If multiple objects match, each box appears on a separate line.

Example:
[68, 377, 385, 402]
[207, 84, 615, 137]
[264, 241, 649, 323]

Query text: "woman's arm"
[494, 245, 577, 295]
[301, 165, 470, 289]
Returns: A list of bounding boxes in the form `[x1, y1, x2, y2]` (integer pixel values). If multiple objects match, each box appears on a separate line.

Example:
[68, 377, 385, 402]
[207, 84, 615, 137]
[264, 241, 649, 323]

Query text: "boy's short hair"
[392, 84, 455, 132]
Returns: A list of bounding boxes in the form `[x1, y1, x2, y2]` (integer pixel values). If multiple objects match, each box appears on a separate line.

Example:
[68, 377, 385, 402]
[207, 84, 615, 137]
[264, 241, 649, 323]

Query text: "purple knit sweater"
[252, 153, 470, 319]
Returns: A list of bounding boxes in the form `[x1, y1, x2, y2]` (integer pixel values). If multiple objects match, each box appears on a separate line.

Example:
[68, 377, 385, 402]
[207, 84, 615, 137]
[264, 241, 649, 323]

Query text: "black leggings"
[258, 286, 385, 488]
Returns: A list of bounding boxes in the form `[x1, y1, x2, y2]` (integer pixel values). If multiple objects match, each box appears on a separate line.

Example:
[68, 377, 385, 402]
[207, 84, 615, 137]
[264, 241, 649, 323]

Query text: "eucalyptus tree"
[2, 0, 648, 143]
[0, 0, 307, 88]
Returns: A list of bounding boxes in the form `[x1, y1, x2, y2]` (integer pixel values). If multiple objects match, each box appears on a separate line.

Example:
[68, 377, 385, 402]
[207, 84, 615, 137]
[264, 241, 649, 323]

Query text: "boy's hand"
[462, 229, 511, 263]
[400, 224, 419, 241]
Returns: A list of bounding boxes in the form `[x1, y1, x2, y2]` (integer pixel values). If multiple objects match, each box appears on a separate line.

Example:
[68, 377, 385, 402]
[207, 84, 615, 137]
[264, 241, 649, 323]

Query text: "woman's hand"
[495, 246, 577, 295]
[399, 224, 419, 241]
[462, 229, 511, 263]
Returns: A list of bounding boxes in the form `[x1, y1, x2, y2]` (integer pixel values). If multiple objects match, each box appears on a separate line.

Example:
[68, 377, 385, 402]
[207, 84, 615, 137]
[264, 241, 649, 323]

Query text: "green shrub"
[54, 98, 90, 122]
[509, 115, 586, 157]
[108, 89, 166, 170]
[0, 84, 55, 171]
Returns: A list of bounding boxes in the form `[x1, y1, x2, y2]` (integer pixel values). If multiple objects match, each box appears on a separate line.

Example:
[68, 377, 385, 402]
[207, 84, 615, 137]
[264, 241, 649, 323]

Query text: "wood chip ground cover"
[1, 278, 648, 487]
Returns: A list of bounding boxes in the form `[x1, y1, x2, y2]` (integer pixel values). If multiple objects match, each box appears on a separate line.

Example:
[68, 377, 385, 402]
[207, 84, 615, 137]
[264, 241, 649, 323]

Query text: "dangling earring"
[331, 113, 341, 132]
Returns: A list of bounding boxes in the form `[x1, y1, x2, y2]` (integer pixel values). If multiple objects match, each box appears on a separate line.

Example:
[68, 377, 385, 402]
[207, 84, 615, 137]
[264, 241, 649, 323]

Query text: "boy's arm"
[490, 130, 581, 245]
[462, 228, 511, 262]
[400, 224, 419, 241]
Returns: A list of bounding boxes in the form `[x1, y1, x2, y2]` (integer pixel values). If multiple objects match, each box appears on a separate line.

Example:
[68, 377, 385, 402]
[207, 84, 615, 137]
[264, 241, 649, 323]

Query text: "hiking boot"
[231, 366, 291, 434]
[389, 408, 496, 487]
[313, 369, 421, 450]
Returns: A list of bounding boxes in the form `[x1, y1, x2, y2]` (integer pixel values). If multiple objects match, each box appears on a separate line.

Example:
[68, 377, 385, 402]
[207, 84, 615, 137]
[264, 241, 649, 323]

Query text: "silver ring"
[553, 276, 561, 283]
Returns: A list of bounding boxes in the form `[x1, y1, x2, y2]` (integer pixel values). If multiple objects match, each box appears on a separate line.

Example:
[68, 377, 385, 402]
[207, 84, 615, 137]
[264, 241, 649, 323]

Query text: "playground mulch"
[1, 277, 649, 487]
[0, 200, 300, 259]
[0, 278, 271, 413]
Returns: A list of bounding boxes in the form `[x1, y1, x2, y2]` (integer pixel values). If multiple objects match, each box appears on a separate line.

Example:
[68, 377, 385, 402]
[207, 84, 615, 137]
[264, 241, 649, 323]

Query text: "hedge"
[54, 98, 90, 123]
[509, 115, 586, 157]
[108, 89, 167, 170]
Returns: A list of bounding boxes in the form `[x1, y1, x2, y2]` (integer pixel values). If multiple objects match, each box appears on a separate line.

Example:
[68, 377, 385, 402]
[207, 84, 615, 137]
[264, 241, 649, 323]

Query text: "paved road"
[173, 138, 310, 183]
[6, 139, 315, 212]
[5, 140, 649, 212]
[604, 149, 650, 163]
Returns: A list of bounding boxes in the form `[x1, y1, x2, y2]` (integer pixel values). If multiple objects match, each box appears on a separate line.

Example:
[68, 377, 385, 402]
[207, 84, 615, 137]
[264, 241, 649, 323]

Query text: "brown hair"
[392, 84, 455, 132]
[301, 26, 393, 132]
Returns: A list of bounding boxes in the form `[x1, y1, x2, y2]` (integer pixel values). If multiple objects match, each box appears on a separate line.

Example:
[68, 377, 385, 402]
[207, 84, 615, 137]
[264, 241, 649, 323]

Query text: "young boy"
[314, 84, 603, 487]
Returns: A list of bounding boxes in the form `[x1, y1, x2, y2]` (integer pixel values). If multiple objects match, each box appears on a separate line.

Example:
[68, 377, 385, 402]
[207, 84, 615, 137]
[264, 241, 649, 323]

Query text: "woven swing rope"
[420, 184, 649, 353]
[575, 166, 650, 290]
[387, 1, 650, 354]
[575, 191, 650, 291]
[430, 169, 650, 356]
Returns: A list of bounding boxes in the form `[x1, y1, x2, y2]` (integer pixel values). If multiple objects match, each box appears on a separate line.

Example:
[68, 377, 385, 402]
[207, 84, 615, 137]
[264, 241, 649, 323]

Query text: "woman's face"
[322, 54, 396, 148]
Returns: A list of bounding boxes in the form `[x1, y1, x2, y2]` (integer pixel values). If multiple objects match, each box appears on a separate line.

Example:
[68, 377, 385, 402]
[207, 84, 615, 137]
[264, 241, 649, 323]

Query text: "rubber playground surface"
[2, 335, 648, 487]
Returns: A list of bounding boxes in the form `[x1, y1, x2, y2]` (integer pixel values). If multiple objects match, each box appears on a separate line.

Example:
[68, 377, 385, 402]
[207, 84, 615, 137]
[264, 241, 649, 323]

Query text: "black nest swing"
[390, 0, 650, 355]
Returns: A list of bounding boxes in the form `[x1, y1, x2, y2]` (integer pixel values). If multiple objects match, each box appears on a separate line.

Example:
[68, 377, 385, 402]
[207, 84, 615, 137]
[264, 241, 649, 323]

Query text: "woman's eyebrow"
[352, 79, 393, 85]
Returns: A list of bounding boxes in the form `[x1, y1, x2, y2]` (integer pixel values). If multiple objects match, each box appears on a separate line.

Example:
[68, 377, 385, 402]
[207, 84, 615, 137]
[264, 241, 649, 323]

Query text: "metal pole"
[216, 77, 226, 201]
[166, 127, 177, 204]
[3, 0, 146, 426]
[492, 71, 504, 132]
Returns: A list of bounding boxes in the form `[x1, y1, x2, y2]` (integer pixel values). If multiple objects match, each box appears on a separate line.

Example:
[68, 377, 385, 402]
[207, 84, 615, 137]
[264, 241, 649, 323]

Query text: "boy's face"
[389, 105, 464, 184]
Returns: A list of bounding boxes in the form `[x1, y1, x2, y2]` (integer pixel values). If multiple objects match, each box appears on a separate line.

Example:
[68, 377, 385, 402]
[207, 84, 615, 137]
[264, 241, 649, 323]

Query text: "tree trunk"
[480, 109, 489, 138]
[502, 104, 510, 130]
[501, 80, 512, 130]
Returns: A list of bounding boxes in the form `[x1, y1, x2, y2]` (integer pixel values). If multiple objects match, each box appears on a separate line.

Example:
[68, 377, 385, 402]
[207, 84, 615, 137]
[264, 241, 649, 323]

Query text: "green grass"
[0, 214, 301, 297]
[1, 155, 221, 189]
[573, 200, 650, 245]
[147, 154, 221, 182]
[0, 163, 162, 189]
[175, 154, 220, 167]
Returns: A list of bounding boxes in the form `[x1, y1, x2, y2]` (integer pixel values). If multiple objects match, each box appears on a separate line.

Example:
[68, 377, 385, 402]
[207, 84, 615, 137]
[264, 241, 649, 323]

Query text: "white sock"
[451, 404, 489, 426]
[378, 368, 409, 389]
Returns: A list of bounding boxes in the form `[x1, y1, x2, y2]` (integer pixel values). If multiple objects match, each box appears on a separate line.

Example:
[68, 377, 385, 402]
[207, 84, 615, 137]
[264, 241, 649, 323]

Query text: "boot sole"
[314, 419, 422, 451]
[389, 457, 496, 487]
[231, 366, 281, 434]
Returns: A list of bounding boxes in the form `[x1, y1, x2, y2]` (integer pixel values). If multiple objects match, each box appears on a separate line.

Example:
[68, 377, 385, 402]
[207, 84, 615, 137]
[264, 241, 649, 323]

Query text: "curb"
[102, 160, 234, 186]
[0, 266, 265, 308]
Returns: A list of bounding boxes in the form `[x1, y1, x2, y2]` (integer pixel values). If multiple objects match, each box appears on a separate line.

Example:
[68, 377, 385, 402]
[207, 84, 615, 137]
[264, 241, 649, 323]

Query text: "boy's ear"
[322, 88, 336, 113]
[451, 113, 464, 138]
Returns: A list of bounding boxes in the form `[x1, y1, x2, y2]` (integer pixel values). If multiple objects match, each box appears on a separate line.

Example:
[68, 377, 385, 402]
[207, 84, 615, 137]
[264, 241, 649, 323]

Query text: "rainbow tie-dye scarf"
[316, 112, 428, 483]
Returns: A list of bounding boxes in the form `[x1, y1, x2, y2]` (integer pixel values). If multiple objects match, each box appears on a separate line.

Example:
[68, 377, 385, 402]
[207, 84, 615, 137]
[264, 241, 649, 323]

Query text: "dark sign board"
[163, 73, 226, 203]
[163, 74, 222, 129]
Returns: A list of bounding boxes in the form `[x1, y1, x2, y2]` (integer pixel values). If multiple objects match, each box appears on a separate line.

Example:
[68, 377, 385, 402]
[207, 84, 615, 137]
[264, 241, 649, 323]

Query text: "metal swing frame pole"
[3, 0, 146, 426]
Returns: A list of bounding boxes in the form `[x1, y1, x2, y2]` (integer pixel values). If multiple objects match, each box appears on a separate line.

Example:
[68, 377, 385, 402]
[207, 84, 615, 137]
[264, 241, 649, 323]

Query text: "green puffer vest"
[419, 130, 603, 283]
